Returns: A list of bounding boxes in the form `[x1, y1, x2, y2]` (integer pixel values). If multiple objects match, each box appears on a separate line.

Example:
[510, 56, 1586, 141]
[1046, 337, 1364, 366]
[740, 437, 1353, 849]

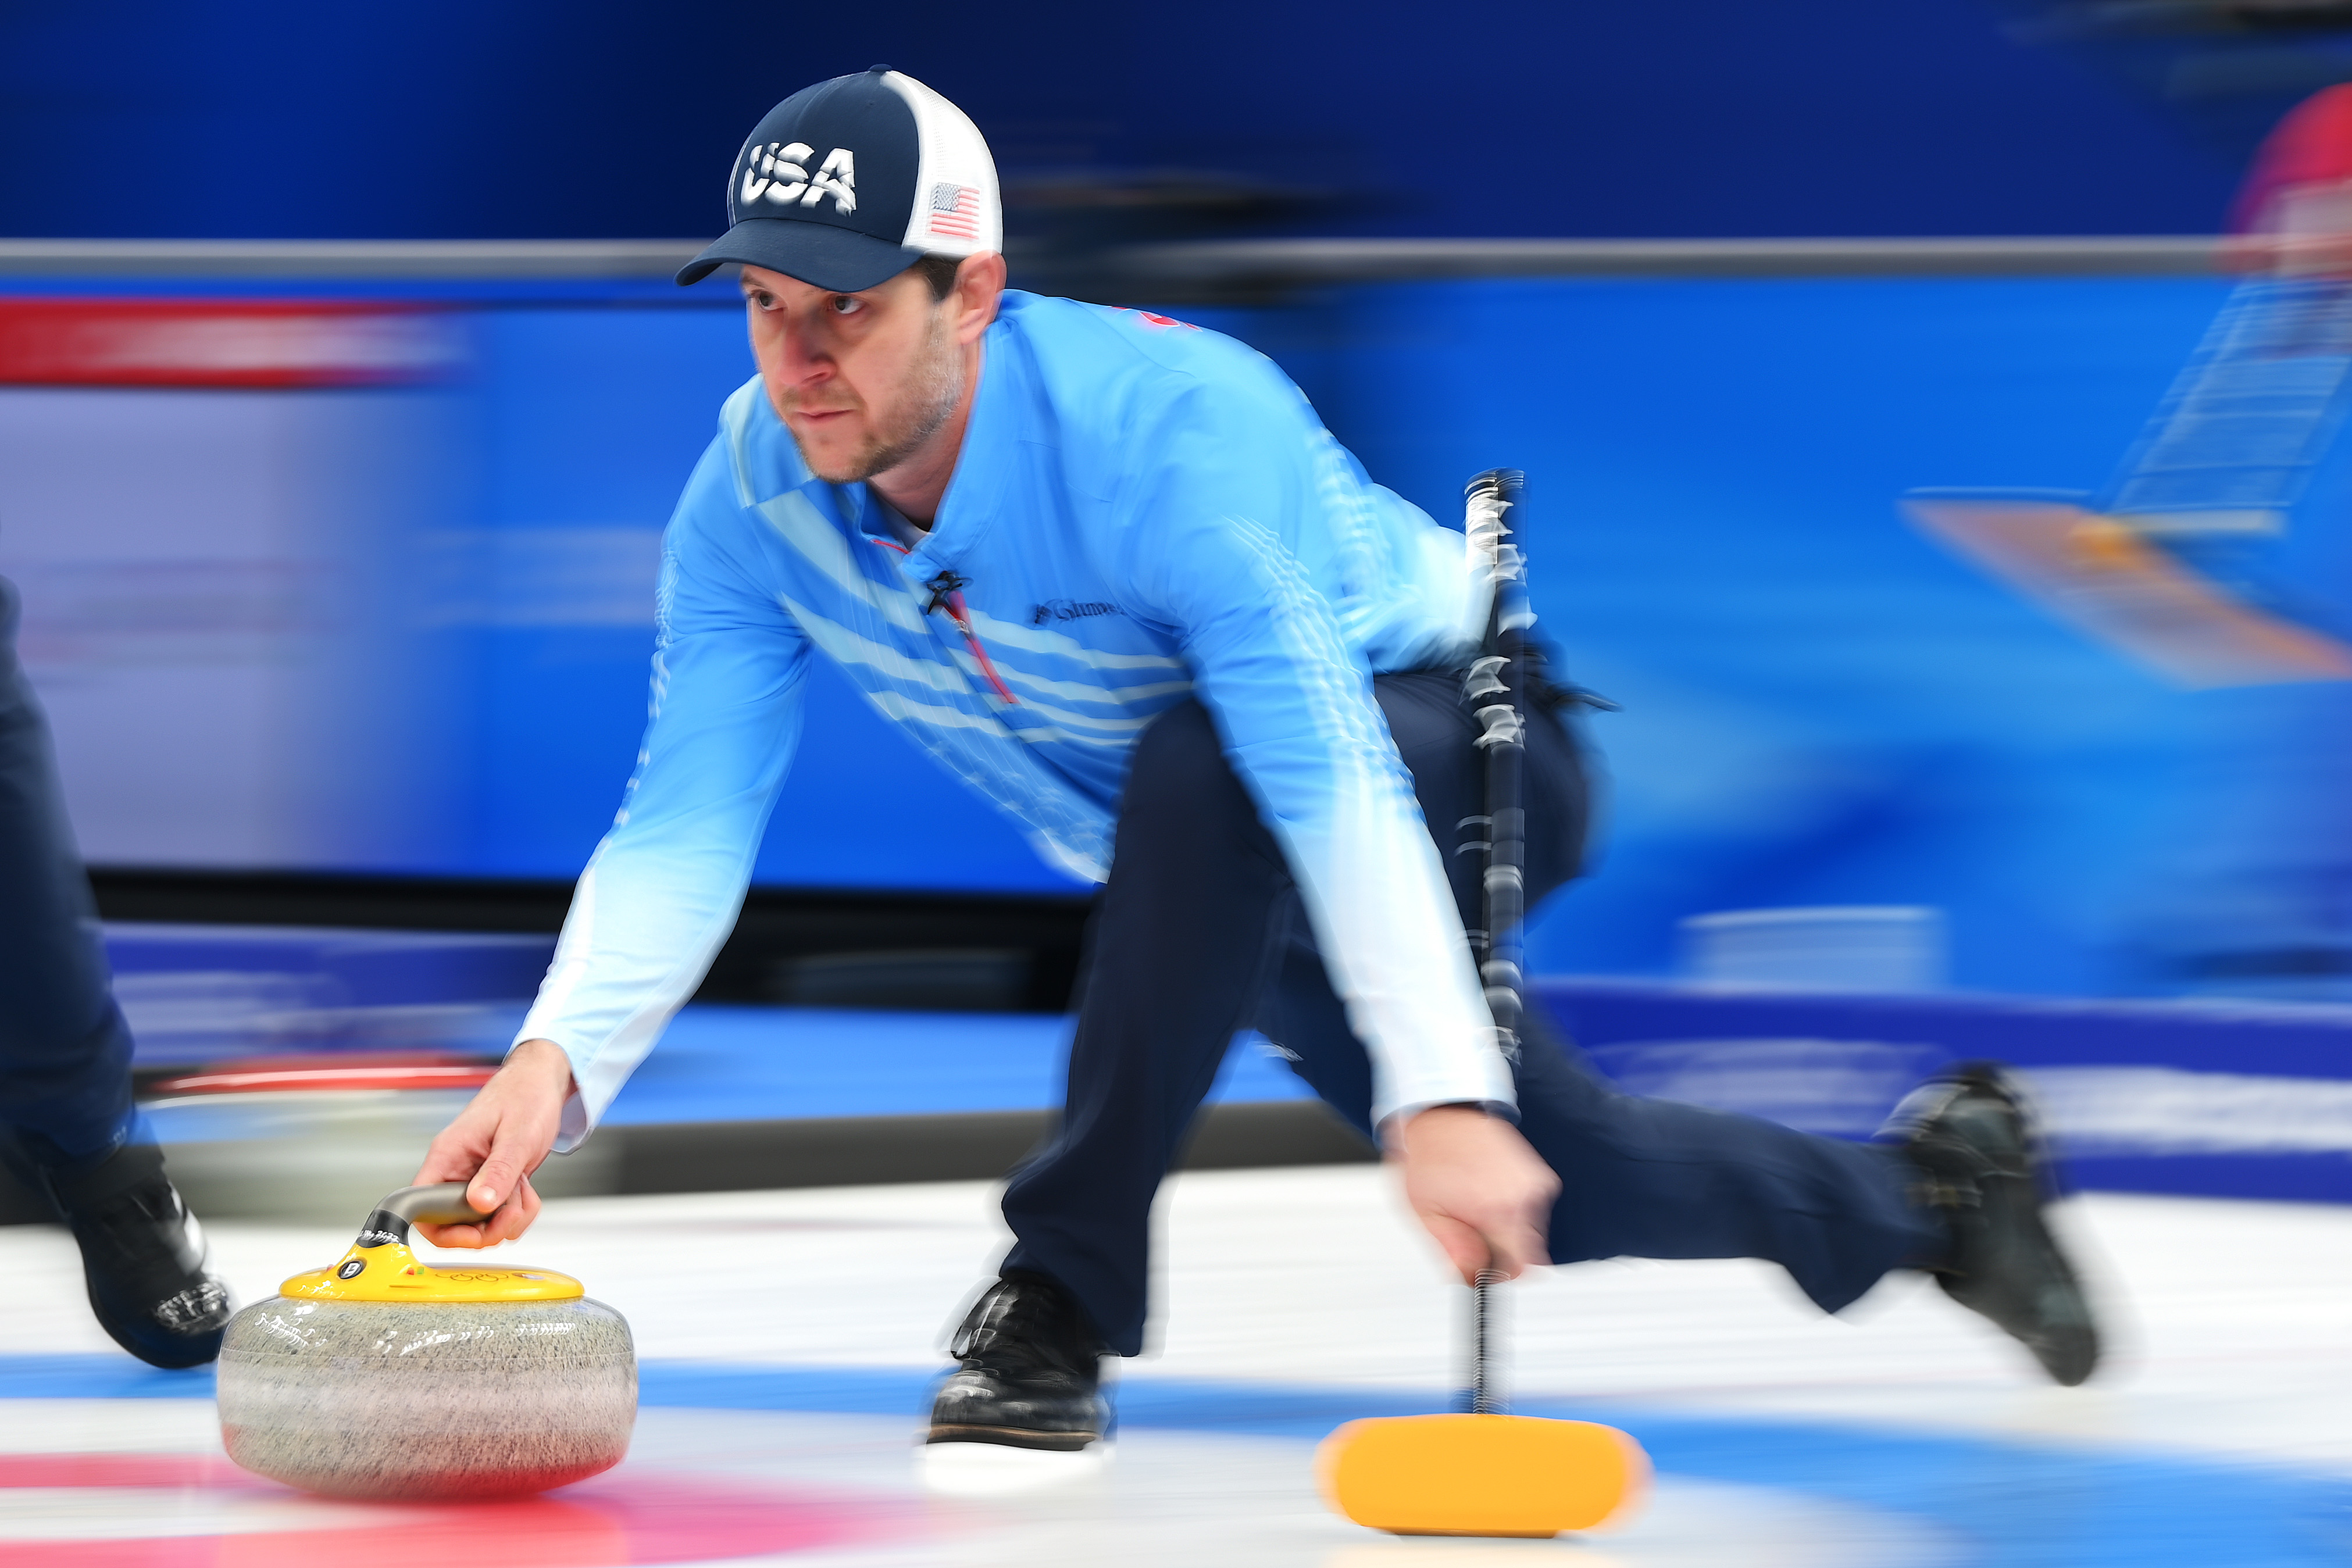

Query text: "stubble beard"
[791, 306, 965, 485]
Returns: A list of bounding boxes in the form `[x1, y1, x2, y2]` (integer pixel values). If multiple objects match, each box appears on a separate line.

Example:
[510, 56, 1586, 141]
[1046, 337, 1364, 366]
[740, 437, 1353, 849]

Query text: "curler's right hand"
[410, 1037, 573, 1248]
[1391, 1103, 1558, 1285]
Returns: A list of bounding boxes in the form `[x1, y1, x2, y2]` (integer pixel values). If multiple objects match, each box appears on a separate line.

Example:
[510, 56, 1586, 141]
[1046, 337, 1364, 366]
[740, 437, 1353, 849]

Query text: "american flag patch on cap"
[929, 183, 980, 240]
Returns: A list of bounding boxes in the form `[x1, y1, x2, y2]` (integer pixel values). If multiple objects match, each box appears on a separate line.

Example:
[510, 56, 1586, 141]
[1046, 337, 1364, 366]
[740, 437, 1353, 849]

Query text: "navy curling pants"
[1001, 670, 1943, 1356]
[0, 577, 138, 1171]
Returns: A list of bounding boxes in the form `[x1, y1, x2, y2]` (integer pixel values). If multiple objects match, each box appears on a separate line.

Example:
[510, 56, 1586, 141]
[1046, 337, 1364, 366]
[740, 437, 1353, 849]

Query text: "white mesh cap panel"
[883, 71, 1002, 257]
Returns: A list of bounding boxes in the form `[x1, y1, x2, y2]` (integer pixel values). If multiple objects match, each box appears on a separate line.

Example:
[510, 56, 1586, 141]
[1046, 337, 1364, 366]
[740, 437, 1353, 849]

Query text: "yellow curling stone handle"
[280, 1182, 585, 1303]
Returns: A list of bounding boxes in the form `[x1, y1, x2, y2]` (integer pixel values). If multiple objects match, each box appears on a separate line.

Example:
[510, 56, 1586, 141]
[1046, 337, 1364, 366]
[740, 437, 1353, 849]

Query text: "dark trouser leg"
[0, 577, 137, 1169]
[1259, 673, 1942, 1314]
[1267, 954, 1932, 1311]
[1000, 698, 1293, 1356]
[1006, 672, 1939, 1356]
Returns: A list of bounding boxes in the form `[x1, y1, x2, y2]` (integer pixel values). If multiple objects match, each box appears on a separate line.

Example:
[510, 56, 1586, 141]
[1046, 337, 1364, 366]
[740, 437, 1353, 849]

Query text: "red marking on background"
[149, 1052, 501, 1098]
[0, 300, 462, 388]
[167, 1051, 494, 1075]
[148, 1066, 497, 1095]
[0, 1453, 926, 1566]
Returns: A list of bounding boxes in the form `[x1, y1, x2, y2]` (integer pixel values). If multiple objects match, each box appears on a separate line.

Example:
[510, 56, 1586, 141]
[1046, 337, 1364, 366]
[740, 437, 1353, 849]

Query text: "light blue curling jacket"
[523, 291, 1514, 1149]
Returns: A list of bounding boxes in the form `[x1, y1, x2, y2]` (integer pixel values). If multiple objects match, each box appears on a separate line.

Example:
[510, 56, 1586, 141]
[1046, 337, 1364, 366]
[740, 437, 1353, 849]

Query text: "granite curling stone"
[217, 1183, 636, 1501]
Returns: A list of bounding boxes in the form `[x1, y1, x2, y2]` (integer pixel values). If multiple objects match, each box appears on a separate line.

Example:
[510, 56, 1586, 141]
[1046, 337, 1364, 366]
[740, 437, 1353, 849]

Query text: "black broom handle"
[1472, 1266, 1503, 1416]
[1462, 467, 1530, 1417]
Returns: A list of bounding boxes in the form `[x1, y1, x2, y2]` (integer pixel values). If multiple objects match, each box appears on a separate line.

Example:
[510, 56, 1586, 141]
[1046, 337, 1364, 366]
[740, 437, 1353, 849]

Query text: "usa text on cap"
[677, 67, 1002, 292]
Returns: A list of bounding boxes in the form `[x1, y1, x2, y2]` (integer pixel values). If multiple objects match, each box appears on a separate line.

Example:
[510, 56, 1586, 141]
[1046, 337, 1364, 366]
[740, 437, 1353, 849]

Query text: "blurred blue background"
[9, 0, 2350, 1003]
[0, 271, 2244, 994]
[0, 2, 2250, 242]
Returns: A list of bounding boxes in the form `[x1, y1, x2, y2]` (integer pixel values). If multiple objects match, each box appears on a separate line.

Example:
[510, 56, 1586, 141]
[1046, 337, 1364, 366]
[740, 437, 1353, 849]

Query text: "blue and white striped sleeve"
[1112, 384, 1514, 1128]
[516, 439, 812, 1151]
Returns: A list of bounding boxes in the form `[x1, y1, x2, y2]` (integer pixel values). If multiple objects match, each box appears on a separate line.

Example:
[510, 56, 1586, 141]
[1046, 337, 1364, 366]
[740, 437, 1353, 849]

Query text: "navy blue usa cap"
[677, 67, 1001, 291]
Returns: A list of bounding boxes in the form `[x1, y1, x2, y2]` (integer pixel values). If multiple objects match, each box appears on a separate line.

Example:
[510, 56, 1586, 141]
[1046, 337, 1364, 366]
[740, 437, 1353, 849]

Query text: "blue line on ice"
[8, 1355, 2351, 1567]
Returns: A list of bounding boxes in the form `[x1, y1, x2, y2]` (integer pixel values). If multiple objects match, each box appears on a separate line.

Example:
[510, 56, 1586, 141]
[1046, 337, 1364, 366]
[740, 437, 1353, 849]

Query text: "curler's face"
[739, 263, 964, 485]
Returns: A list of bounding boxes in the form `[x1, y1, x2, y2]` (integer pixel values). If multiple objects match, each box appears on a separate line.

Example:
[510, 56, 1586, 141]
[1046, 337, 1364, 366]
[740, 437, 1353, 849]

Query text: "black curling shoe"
[44, 1142, 231, 1369]
[1882, 1062, 2101, 1387]
[929, 1271, 1108, 1451]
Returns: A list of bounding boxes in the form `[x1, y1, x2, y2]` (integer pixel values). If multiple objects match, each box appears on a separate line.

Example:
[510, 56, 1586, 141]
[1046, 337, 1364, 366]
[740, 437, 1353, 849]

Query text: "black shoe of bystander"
[928, 1271, 1109, 1451]
[42, 1142, 231, 1370]
[1882, 1062, 2100, 1387]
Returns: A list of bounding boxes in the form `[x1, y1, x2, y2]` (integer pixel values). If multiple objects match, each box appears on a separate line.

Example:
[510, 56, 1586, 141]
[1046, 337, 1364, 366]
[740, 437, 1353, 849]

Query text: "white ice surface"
[3, 1172, 2347, 1563]
[9, 1174, 2351, 1469]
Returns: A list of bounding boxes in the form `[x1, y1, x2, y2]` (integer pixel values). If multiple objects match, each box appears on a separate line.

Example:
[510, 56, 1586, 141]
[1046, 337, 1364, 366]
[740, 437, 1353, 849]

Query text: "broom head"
[1316, 1413, 1647, 1538]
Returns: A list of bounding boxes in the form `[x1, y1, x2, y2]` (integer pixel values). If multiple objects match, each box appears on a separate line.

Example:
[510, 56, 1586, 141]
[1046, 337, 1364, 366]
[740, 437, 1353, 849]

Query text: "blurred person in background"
[2136, 85, 2352, 997]
[416, 69, 2100, 1452]
[1911, 84, 2352, 996]
[0, 577, 231, 1367]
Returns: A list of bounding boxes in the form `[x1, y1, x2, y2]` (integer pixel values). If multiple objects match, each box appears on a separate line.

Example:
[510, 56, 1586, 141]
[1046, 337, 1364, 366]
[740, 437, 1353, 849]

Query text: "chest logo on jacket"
[1032, 599, 1123, 627]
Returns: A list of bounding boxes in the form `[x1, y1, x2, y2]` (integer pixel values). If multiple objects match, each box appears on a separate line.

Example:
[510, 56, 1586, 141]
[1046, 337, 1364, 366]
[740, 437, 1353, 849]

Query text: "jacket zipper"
[869, 539, 1019, 705]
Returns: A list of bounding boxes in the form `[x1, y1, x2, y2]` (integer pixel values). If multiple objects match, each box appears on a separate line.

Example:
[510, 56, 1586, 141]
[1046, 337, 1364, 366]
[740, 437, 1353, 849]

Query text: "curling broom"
[1314, 469, 1649, 1538]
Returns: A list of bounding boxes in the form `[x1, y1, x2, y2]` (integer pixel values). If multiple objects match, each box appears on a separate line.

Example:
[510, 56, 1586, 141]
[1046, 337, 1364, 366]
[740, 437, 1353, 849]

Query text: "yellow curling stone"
[216, 1183, 636, 1500]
